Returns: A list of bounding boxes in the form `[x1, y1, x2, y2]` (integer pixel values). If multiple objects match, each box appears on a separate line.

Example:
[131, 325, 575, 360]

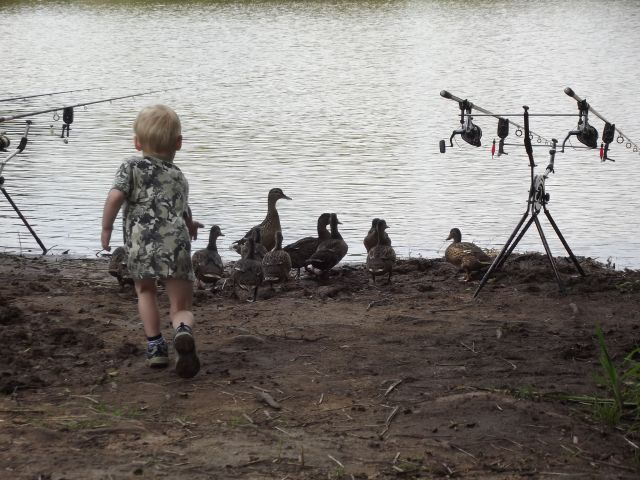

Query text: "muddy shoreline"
[1, 252, 640, 479]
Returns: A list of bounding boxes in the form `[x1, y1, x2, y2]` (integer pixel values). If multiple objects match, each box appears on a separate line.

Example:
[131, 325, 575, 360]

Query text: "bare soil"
[1, 252, 640, 479]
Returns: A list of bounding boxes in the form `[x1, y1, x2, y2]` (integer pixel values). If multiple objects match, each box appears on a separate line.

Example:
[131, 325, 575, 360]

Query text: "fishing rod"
[563, 87, 639, 161]
[0, 87, 180, 124]
[0, 87, 103, 104]
[0, 86, 180, 254]
[439, 90, 551, 157]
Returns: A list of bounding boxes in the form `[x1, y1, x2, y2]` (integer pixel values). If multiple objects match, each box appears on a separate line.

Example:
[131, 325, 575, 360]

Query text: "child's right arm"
[101, 189, 126, 251]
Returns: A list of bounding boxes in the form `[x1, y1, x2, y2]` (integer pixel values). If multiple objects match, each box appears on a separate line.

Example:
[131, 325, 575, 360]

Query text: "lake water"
[1, 0, 640, 268]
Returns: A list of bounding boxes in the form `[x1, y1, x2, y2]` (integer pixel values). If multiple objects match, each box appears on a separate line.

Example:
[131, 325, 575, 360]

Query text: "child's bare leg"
[165, 278, 194, 329]
[166, 278, 200, 378]
[135, 279, 161, 336]
[135, 279, 168, 368]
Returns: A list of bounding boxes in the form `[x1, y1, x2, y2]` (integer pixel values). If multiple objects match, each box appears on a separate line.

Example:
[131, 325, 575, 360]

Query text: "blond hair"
[133, 104, 181, 155]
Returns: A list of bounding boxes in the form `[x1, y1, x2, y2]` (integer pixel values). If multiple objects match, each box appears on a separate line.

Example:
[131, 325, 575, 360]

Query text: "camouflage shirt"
[112, 155, 194, 281]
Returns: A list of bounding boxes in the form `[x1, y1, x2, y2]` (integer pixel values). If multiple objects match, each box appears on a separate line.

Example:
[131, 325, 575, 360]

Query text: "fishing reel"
[450, 99, 482, 147]
[439, 92, 483, 153]
[531, 139, 558, 213]
[562, 95, 598, 151]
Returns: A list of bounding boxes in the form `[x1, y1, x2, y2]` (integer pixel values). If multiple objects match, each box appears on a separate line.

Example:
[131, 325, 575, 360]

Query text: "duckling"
[363, 218, 392, 252]
[284, 212, 332, 278]
[366, 219, 396, 285]
[262, 231, 292, 289]
[231, 236, 264, 302]
[445, 227, 493, 282]
[232, 188, 292, 254]
[306, 213, 348, 273]
[192, 225, 225, 290]
[108, 246, 133, 287]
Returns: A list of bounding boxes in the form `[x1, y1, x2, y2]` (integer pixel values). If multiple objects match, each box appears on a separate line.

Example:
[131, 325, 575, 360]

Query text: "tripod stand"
[474, 108, 585, 298]
[0, 121, 48, 254]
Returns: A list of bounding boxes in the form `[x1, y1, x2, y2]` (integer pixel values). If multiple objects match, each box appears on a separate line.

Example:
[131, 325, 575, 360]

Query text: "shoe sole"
[174, 332, 201, 379]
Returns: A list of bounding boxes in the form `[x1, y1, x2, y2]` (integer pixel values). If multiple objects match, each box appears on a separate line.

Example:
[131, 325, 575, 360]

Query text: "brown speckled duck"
[108, 246, 133, 287]
[233, 188, 291, 254]
[231, 236, 264, 302]
[445, 227, 492, 282]
[366, 219, 396, 285]
[363, 218, 392, 252]
[262, 231, 292, 288]
[284, 212, 331, 277]
[192, 225, 225, 289]
[306, 213, 348, 273]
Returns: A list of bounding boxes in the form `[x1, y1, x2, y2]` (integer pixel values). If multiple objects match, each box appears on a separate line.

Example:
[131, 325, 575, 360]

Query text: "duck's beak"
[283, 194, 292, 200]
[219, 233, 225, 236]
[446, 233, 453, 240]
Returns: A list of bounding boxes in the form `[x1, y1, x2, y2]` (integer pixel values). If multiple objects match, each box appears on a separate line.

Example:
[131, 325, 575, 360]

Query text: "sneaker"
[146, 340, 169, 368]
[173, 323, 200, 378]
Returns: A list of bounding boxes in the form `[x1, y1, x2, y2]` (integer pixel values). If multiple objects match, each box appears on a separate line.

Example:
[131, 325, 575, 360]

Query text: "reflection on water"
[1, 0, 640, 267]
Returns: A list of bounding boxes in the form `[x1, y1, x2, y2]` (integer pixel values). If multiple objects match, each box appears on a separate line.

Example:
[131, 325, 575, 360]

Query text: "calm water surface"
[1, 0, 640, 267]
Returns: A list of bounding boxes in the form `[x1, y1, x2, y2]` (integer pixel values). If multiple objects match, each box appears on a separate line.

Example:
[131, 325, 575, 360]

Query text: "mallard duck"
[363, 218, 391, 252]
[284, 212, 331, 277]
[445, 227, 492, 282]
[366, 219, 396, 285]
[232, 188, 292, 254]
[192, 225, 225, 289]
[108, 246, 133, 287]
[240, 227, 268, 262]
[262, 231, 292, 288]
[306, 213, 348, 273]
[231, 236, 264, 302]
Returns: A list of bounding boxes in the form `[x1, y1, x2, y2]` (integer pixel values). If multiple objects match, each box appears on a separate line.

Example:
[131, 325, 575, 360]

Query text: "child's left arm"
[183, 206, 204, 241]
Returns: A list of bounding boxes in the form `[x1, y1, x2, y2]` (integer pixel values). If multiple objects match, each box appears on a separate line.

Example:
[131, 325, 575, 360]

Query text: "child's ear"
[133, 135, 143, 151]
[175, 135, 183, 151]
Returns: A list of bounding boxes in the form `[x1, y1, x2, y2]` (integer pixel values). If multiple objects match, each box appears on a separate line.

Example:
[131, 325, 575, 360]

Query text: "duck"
[232, 188, 292, 254]
[284, 212, 332, 277]
[240, 226, 268, 262]
[191, 225, 225, 289]
[231, 236, 264, 302]
[306, 213, 348, 273]
[363, 218, 392, 252]
[262, 231, 292, 289]
[366, 219, 396, 285]
[108, 246, 133, 287]
[445, 227, 493, 282]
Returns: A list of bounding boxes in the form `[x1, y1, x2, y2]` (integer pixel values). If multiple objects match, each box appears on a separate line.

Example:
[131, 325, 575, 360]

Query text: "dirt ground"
[1, 251, 640, 479]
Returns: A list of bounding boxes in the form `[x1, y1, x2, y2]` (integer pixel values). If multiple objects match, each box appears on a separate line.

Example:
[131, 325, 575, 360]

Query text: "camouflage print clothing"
[112, 155, 194, 281]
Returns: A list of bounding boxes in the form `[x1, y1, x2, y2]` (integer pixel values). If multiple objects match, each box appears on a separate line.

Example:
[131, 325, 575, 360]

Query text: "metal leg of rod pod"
[0, 179, 48, 254]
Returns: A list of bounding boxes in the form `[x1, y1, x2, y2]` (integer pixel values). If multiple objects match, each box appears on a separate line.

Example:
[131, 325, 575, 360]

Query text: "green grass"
[593, 326, 640, 428]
